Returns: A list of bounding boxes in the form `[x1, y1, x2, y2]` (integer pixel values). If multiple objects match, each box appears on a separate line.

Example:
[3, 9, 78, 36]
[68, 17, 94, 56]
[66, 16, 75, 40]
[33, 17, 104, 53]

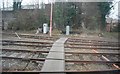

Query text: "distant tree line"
[53, 2, 113, 32]
[13, 1, 22, 10]
[8, 2, 113, 32]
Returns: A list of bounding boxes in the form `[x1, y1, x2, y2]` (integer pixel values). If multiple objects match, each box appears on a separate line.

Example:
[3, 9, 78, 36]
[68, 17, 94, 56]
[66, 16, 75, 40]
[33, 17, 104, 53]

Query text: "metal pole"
[49, 2, 53, 37]
[38, 0, 39, 8]
[7, 0, 8, 10]
[3, 0, 5, 10]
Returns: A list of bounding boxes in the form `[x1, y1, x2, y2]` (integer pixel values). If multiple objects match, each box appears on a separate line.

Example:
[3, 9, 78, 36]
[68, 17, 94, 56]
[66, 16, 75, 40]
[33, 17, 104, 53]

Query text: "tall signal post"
[7, 0, 8, 10]
[3, 0, 5, 10]
[49, 1, 53, 37]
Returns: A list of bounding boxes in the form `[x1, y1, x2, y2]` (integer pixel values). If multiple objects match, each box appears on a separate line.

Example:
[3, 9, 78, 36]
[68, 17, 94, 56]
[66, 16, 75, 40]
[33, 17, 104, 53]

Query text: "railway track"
[1, 36, 54, 71]
[67, 38, 119, 43]
[2, 46, 50, 71]
[2, 39, 53, 47]
[2, 48, 119, 55]
[65, 38, 120, 72]
[66, 41, 119, 47]
[1, 36, 120, 74]
[2, 50, 47, 71]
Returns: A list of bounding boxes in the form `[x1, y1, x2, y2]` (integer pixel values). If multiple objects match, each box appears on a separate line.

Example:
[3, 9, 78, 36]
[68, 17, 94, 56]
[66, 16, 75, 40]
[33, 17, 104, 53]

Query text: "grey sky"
[109, 0, 119, 19]
[0, 0, 119, 19]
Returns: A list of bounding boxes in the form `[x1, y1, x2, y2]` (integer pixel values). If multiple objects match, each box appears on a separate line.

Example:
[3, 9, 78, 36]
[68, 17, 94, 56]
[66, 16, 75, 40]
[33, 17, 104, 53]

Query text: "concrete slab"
[41, 37, 68, 72]
[40, 73, 65, 74]
[41, 60, 65, 72]
[55, 38, 68, 44]
[50, 46, 64, 52]
[50, 38, 67, 52]
[52, 44, 64, 46]
[47, 52, 64, 60]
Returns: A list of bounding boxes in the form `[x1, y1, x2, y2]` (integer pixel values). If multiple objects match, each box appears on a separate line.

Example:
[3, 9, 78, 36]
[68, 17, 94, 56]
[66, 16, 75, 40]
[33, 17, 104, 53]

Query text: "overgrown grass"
[103, 32, 119, 39]
[87, 30, 119, 39]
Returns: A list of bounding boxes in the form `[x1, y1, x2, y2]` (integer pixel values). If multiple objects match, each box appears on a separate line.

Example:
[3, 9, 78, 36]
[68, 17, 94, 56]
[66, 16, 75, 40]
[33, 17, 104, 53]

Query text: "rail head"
[1, 70, 120, 74]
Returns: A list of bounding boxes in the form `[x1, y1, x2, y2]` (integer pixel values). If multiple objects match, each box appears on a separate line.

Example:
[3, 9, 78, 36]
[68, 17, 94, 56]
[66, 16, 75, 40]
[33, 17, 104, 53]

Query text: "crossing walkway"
[41, 37, 68, 72]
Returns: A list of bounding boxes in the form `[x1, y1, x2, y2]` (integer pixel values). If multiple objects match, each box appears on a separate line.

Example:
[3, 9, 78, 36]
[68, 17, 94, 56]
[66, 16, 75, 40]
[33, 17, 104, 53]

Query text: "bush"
[8, 10, 49, 31]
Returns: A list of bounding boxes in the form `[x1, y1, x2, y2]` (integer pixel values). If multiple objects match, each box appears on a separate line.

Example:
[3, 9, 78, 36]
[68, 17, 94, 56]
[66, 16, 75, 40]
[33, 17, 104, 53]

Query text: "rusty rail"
[67, 38, 119, 43]
[65, 42, 119, 47]
[65, 52, 119, 55]
[2, 48, 119, 55]
[2, 56, 120, 64]
[65, 60, 120, 64]
[2, 32, 58, 40]
[67, 40, 119, 45]
[2, 56, 45, 61]
[2, 69, 119, 74]
[65, 46, 119, 50]
[2, 40, 53, 44]
[2, 48, 49, 53]
[2, 43, 52, 47]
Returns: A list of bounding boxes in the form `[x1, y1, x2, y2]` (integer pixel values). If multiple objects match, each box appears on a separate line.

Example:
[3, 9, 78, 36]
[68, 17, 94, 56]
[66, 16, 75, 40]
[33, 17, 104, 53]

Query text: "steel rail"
[2, 48, 50, 53]
[67, 38, 119, 43]
[2, 43, 52, 47]
[1, 69, 119, 73]
[2, 40, 53, 44]
[67, 41, 119, 45]
[2, 48, 119, 55]
[2, 56, 120, 64]
[65, 69, 120, 72]
[65, 52, 120, 55]
[65, 60, 120, 64]
[2, 32, 53, 38]
[2, 40, 119, 48]
[67, 40, 119, 45]
[2, 56, 45, 61]
[65, 46, 119, 50]
[65, 42, 119, 47]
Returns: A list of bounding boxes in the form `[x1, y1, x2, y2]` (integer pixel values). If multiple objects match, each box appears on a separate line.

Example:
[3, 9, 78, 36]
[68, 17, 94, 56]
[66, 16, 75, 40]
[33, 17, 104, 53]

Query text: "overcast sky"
[109, 0, 119, 19]
[0, 0, 119, 19]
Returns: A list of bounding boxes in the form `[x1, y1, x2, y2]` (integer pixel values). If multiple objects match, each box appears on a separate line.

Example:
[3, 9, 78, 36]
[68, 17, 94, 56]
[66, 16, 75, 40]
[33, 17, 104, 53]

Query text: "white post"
[43, 23, 48, 34]
[66, 26, 70, 35]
